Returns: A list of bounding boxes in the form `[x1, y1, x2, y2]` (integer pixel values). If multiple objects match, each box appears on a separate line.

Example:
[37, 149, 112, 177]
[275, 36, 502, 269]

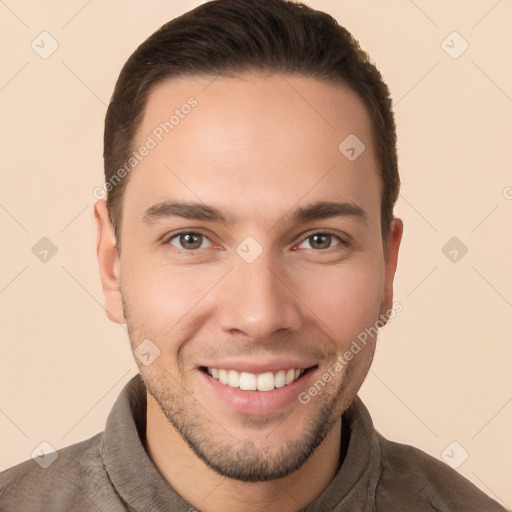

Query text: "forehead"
[125, 73, 381, 229]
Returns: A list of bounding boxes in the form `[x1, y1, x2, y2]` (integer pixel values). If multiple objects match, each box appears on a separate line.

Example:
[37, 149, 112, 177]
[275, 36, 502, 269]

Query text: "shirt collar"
[101, 374, 192, 510]
[303, 394, 381, 511]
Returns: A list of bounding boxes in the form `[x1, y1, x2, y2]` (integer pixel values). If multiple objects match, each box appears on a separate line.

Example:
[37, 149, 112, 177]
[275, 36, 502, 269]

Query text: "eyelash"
[164, 229, 348, 253]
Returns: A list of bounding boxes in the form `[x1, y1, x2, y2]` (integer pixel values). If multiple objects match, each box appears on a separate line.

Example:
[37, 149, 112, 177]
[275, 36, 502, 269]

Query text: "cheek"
[293, 257, 385, 347]
[120, 254, 224, 335]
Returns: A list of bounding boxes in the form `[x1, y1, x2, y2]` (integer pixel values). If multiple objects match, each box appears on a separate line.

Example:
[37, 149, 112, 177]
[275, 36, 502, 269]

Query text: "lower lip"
[198, 368, 316, 416]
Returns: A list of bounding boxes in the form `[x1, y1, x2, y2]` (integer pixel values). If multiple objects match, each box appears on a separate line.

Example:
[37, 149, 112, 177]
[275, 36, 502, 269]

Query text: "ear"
[379, 217, 403, 321]
[94, 200, 126, 324]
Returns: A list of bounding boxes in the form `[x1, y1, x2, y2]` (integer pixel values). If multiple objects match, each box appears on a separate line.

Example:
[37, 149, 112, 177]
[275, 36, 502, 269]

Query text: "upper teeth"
[207, 368, 304, 391]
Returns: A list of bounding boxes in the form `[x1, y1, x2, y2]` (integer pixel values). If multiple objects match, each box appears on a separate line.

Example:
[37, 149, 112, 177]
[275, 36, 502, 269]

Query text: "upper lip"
[200, 359, 318, 374]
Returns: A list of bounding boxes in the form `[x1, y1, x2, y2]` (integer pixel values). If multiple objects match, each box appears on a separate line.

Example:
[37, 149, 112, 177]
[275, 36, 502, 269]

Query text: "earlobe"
[380, 217, 403, 321]
[94, 200, 126, 324]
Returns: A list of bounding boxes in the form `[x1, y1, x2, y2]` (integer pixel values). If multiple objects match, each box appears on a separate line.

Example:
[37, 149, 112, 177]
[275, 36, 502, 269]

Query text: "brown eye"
[298, 233, 343, 250]
[168, 232, 211, 251]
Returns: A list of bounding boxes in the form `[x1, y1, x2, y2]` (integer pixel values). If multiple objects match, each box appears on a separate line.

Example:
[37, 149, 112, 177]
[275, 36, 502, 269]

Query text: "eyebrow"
[141, 200, 367, 226]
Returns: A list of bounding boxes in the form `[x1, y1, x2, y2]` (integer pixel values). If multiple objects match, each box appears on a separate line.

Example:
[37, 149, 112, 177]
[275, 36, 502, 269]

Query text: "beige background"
[1, 0, 511, 506]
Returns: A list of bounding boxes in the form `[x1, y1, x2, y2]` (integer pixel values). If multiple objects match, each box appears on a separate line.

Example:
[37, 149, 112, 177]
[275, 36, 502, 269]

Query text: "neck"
[144, 393, 342, 512]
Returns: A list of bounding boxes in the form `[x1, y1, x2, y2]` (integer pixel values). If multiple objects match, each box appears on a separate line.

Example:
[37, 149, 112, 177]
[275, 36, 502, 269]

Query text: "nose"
[215, 252, 303, 342]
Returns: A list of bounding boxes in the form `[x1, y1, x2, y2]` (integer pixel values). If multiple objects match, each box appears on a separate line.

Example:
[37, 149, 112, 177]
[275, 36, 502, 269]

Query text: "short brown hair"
[104, 0, 399, 244]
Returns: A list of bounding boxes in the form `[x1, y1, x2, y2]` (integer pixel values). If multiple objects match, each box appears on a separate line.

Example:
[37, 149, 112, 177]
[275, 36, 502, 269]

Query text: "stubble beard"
[123, 296, 364, 483]
[142, 366, 346, 482]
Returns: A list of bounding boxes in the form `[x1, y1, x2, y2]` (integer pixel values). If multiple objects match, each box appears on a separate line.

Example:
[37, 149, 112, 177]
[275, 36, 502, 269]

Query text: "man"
[0, 0, 507, 510]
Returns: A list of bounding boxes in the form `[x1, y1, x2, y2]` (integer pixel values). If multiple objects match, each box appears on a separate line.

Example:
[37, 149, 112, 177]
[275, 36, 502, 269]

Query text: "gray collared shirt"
[0, 374, 507, 511]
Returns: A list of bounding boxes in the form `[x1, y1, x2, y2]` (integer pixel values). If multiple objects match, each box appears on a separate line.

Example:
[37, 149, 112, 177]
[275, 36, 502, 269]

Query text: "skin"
[95, 72, 403, 512]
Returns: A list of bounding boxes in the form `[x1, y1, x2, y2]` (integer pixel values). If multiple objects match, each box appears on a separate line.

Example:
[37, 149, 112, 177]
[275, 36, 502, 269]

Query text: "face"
[96, 72, 402, 482]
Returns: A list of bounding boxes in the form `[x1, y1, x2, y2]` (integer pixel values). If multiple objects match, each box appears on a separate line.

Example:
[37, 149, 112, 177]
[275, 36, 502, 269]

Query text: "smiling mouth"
[200, 366, 315, 392]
